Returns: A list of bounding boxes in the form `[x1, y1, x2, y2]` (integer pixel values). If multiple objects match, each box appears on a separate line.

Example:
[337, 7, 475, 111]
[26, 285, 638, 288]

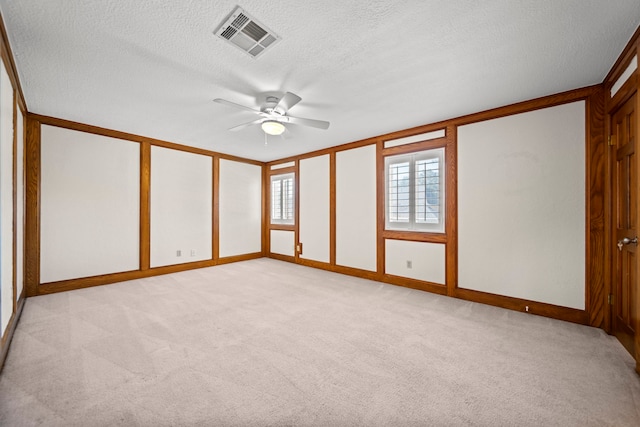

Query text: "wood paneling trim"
[266, 137, 380, 166]
[213, 156, 220, 261]
[261, 164, 268, 256]
[269, 224, 296, 231]
[0, 297, 24, 374]
[216, 252, 262, 265]
[381, 231, 447, 243]
[139, 142, 150, 271]
[381, 138, 447, 156]
[609, 74, 637, 113]
[37, 260, 217, 295]
[450, 86, 600, 127]
[604, 25, 640, 89]
[382, 274, 448, 296]
[24, 116, 40, 297]
[11, 92, 16, 312]
[29, 114, 264, 166]
[0, 11, 26, 112]
[329, 152, 336, 265]
[587, 87, 606, 328]
[455, 288, 589, 325]
[269, 253, 296, 263]
[267, 166, 296, 175]
[376, 140, 385, 275]
[445, 125, 458, 297]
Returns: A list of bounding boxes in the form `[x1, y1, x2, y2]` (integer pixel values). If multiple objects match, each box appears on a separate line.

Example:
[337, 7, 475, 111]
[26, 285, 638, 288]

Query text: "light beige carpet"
[1, 258, 639, 426]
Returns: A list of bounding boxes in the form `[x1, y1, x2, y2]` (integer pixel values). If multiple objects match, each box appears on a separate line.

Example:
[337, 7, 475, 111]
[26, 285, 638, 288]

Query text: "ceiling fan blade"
[285, 115, 330, 130]
[275, 92, 302, 113]
[214, 98, 262, 115]
[228, 119, 263, 132]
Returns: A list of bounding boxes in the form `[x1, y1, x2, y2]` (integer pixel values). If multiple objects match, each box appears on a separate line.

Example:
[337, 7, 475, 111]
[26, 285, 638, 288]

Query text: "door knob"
[617, 236, 638, 251]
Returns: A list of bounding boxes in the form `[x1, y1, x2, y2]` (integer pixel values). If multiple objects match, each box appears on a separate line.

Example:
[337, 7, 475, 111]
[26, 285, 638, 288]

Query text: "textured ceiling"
[1, 1, 639, 162]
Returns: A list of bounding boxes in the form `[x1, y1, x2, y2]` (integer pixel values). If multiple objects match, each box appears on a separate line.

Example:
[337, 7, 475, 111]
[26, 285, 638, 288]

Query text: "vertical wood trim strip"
[635, 77, 640, 374]
[294, 161, 300, 262]
[24, 115, 40, 296]
[587, 87, 606, 328]
[329, 152, 336, 265]
[445, 126, 458, 297]
[11, 91, 17, 310]
[376, 140, 385, 275]
[212, 156, 220, 262]
[18, 109, 25, 301]
[261, 164, 268, 256]
[139, 141, 151, 271]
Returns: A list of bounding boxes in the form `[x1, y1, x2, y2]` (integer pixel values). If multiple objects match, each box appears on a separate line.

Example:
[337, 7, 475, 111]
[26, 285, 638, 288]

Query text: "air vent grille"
[214, 7, 281, 59]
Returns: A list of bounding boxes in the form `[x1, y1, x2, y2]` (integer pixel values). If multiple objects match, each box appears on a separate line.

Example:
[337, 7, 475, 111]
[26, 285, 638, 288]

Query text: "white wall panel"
[458, 101, 586, 309]
[40, 126, 140, 282]
[299, 155, 330, 263]
[270, 230, 295, 257]
[219, 159, 262, 257]
[0, 61, 13, 335]
[150, 146, 212, 267]
[385, 240, 445, 284]
[336, 144, 377, 271]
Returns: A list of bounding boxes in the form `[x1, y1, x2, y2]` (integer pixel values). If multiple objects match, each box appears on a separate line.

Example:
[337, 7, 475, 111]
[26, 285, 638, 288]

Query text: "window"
[385, 148, 444, 232]
[271, 173, 294, 224]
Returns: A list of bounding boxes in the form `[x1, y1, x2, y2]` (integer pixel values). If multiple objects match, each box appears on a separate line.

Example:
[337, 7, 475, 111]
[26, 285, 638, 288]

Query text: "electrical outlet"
[176, 250, 181, 257]
[190, 249, 196, 257]
[406, 260, 412, 269]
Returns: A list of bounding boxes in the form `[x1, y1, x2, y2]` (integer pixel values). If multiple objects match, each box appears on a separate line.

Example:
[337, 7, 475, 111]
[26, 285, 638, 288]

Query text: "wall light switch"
[406, 260, 412, 269]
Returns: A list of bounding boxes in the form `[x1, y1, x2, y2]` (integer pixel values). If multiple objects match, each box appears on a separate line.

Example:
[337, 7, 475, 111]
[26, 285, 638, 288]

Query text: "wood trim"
[586, 87, 606, 328]
[261, 164, 267, 255]
[0, 297, 24, 374]
[450, 86, 600, 127]
[213, 156, 220, 261]
[376, 140, 385, 275]
[29, 113, 264, 166]
[381, 137, 447, 156]
[603, 25, 640, 90]
[139, 141, 151, 271]
[266, 136, 381, 167]
[381, 230, 447, 243]
[455, 288, 589, 325]
[269, 253, 296, 263]
[267, 166, 296, 175]
[11, 91, 17, 312]
[269, 224, 295, 231]
[37, 259, 217, 295]
[217, 252, 262, 265]
[0, 10, 26, 112]
[445, 125, 458, 297]
[382, 274, 447, 296]
[294, 160, 300, 261]
[329, 152, 336, 265]
[298, 258, 332, 270]
[609, 74, 637, 112]
[24, 115, 40, 297]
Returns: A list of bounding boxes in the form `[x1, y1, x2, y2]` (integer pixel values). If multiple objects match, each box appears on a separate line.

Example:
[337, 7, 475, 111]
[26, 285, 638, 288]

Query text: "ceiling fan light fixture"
[261, 120, 285, 135]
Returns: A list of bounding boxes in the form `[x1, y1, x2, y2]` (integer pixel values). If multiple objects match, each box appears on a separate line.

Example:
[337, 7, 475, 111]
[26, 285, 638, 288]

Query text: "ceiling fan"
[213, 92, 330, 136]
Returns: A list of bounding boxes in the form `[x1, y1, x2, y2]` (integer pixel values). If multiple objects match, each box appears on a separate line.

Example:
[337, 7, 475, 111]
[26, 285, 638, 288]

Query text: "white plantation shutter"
[271, 173, 294, 224]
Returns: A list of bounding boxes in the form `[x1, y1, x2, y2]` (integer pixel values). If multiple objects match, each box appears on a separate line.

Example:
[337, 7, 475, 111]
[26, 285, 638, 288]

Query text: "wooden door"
[612, 92, 638, 358]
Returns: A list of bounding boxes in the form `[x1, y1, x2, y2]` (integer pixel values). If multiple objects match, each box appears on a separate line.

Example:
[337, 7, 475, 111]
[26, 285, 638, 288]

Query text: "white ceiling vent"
[215, 6, 280, 59]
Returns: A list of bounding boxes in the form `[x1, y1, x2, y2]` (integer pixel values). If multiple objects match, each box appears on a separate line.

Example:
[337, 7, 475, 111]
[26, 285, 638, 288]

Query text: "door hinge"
[608, 294, 614, 305]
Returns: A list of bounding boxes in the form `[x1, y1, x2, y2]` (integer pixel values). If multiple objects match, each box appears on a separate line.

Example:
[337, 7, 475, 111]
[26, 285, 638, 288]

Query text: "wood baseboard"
[0, 296, 25, 374]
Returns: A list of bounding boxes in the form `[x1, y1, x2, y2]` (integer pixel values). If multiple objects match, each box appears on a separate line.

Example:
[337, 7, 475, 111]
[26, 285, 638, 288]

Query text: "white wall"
[40, 126, 140, 282]
[299, 155, 330, 263]
[0, 60, 13, 335]
[150, 146, 212, 267]
[385, 240, 445, 284]
[458, 101, 586, 309]
[336, 144, 377, 271]
[270, 230, 295, 257]
[218, 159, 262, 257]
